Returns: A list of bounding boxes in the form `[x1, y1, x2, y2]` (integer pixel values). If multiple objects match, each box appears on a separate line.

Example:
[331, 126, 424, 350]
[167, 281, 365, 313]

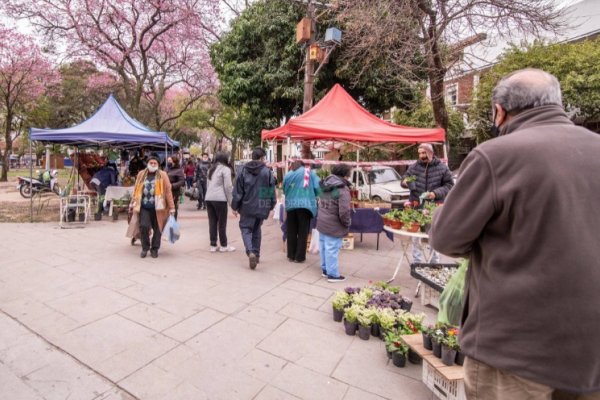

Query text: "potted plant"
[343, 304, 360, 336]
[422, 325, 433, 350]
[384, 332, 408, 368]
[419, 202, 437, 233]
[370, 308, 382, 337]
[351, 287, 373, 307]
[94, 195, 104, 221]
[399, 208, 422, 232]
[357, 307, 376, 340]
[331, 290, 351, 322]
[400, 296, 413, 311]
[441, 328, 460, 366]
[431, 327, 446, 358]
[378, 308, 396, 340]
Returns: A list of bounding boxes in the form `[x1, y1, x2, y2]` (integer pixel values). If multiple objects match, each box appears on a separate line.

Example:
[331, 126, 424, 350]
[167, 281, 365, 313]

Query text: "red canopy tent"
[261, 84, 445, 143]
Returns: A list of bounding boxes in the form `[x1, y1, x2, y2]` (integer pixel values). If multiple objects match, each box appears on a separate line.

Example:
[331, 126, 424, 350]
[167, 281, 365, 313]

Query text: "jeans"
[139, 207, 161, 251]
[412, 237, 440, 263]
[197, 180, 207, 208]
[185, 176, 193, 189]
[319, 232, 343, 278]
[239, 215, 264, 257]
[286, 208, 312, 262]
[207, 201, 228, 247]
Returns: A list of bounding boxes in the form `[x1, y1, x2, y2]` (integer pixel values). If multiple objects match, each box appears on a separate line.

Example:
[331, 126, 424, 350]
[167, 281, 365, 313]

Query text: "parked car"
[351, 166, 409, 203]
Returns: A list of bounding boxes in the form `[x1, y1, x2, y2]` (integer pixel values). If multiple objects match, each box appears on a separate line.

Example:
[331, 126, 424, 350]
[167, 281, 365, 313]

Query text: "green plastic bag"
[437, 259, 469, 327]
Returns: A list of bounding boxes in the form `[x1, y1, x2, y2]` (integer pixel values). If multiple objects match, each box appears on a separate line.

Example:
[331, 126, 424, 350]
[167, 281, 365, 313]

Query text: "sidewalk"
[0, 200, 439, 400]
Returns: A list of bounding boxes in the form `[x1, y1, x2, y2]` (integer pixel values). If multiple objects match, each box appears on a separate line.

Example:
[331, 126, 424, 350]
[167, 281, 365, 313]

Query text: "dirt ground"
[0, 184, 61, 223]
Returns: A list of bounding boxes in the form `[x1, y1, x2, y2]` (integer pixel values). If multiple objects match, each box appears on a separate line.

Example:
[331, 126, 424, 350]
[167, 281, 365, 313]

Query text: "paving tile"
[258, 318, 353, 375]
[251, 287, 306, 313]
[234, 305, 287, 331]
[277, 302, 339, 332]
[93, 387, 137, 400]
[280, 279, 335, 299]
[0, 334, 59, 378]
[118, 303, 184, 332]
[119, 363, 185, 399]
[254, 385, 301, 400]
[55, 314, 178, 382]
[162, 308, 227, 342]
[271, 363, 348, 400]
[0, 363, 44, 400]
[236, 349, 288, 383]
[45, 286, 137, 326]
[343, 387, 389, 400]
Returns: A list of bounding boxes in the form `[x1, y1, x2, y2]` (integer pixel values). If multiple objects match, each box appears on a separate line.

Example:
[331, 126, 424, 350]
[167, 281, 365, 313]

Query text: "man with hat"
[402, 143, 453, 263]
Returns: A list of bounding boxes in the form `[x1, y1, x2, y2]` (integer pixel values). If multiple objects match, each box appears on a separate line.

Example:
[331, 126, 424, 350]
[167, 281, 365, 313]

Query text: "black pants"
[139, 207, 161, 251]
[239, 215, 263, 257]
[197, 181, 207, 208]
[286, 208, 312, 262]
[206, 201, 228, 247]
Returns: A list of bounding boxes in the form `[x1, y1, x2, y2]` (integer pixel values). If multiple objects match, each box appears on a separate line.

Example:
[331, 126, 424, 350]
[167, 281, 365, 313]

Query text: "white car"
[351, 166, 410, 203]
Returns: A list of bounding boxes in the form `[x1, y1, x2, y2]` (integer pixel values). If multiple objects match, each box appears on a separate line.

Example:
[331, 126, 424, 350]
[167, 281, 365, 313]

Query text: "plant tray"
[410, 263, 459, 293]
[423, 360, 466, 400]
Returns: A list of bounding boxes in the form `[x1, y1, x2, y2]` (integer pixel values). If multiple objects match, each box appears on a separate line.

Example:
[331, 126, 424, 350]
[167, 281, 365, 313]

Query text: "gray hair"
[491, 68, 562, 113]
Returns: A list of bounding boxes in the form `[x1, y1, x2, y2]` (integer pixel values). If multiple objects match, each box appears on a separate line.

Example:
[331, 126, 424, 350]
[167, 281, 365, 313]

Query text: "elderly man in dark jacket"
[431, 68, 600, 399]
[232, 147, 276, 270]
[402, 143, 453, 263]
[316, 164, 352, 282]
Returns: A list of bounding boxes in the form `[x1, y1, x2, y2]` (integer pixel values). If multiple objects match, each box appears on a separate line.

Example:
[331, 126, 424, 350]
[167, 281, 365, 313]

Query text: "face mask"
[147, 165, 158, 173]
[167, 162, 173, 169]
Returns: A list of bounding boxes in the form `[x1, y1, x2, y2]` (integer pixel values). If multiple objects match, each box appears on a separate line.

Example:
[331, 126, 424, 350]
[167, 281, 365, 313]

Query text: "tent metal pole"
[29, 133, 33, 223]
[355, 149, 360, 200]
[285, 136, 291, 175]
[443, 142, 449, 164]
[164, 143, 168, 171]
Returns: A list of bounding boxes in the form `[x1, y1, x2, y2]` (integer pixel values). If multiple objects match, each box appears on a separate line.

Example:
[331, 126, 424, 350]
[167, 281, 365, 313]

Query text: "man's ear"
[494, 103, 507, 126]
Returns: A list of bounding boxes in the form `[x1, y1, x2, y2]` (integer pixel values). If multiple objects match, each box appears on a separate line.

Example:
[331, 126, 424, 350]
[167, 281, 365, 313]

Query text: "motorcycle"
[17, 170, 61, 198]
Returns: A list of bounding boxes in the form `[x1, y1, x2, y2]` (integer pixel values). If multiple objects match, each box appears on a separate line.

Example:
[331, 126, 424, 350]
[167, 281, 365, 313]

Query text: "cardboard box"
[341, 233, 354, 250]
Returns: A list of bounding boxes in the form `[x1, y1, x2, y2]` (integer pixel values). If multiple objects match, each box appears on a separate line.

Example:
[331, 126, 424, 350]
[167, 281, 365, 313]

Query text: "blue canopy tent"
[30, 94, 179, 148]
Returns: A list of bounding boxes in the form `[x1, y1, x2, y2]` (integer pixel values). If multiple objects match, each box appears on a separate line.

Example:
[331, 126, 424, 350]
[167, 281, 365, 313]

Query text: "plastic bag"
[308, 229, 320, 254]
[437, 258, 469, 326]
[164, 215, 180, 244]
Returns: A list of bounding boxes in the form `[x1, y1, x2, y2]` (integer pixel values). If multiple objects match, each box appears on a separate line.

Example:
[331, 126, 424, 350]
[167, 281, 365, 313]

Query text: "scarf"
[303, 165, 311, 188]
[133, 169, 164, 211]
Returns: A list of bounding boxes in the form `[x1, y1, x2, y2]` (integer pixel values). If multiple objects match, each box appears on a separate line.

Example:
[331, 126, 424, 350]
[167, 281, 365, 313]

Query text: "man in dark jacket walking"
[231, 148, 276, 269]
[195, 153, 211, 210]
[402, 143, 453, 262]
[431, 69, 600, 399]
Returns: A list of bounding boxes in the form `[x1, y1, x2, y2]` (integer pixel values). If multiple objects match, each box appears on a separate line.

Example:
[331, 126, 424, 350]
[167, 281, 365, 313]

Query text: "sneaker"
[150, 250, 158, 258]
[219, 246, 236, 252]
[210, 246, 218, 252]
[321, 271, 327, 278]
[327, 275, 346, 283]
[140, 250, 148, 258]
[248, 252, 258, 270]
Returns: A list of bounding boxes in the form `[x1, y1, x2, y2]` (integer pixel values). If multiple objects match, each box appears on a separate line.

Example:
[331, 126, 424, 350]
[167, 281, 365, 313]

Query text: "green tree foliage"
[470, 39, 600, 143]
[210, 0, 419, 144]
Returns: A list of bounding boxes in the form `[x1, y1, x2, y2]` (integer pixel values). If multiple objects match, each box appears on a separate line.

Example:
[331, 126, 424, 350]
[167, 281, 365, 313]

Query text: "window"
[446, 84, 458, 106]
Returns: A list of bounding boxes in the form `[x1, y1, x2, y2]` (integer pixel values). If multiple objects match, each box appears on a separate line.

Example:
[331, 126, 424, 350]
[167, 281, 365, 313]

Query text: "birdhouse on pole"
[296, 18, 312, 44]
[324, 27, 342, 44]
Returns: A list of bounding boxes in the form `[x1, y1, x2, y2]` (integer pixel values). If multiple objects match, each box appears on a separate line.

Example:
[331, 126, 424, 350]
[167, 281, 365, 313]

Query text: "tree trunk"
[1, 111, 13, 182]
[429, 68, 449, 131]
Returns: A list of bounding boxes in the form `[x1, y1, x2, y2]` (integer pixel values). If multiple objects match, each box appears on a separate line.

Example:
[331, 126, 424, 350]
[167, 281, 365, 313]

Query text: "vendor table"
[383, 226, 434, 286]
[279, 207, 393, 250]
[104, 186, 134, 216]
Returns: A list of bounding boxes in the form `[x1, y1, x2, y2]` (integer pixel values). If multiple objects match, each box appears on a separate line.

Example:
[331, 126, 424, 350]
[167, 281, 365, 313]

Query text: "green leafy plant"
[351, 288, 373, 307]
[396, 311, 426, 335]
[331, 290, 352, 311]
[378, 308, 397, 331]
[357, 307, 377, 327]
[384, 330, 409, 354]
[343, 304, 361, 324]
[399, 207, 422, 225]
[404, 175, 417, 183]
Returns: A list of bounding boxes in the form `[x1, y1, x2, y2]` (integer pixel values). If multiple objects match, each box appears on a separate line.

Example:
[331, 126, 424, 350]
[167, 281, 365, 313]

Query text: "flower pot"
[386, 349, 392, 359]
[67, 209, 76, 222]
[432, 340, 442, 358]
[112, 212, 119, 221]
[405, 222, 420, 233]
[343, 319, 357, 336]
[392, 352, 407, 367]
[78, 213, 85, 222]
[441, 345, 457, 366]
[408, 348, 422, 364]
[400, 298, 413, 312]
[332, 307, 344, 322]
[389, 220, 403, 230]
[94, 212, 102, 221]
[420, 223, 431, 233]
[422, 332, 433, 350]
[371, 323, 380, 337]
[455, 350, 465, 366]
[379, 328, 387, 341]
[358, 324, 371, 340]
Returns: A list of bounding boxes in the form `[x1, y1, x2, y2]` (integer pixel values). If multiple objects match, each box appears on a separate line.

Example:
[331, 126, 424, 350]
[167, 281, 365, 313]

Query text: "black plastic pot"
[358, 324, 371, 340]
[455, 350, 465, 366]
[432, 340, 442, 358]
[94, 212, 102, 221]
[371, 323, 380, 337]
[386, 349, 392, 359]
[333, 307, 344, 322]
[400, 298, 413, 312]
[392, 352, 407, 367]
[343, 319, 357, 336]
[78, 213, 85, 222]
[408, 348, 422, 364]
[67, 209, 76, 222]
[422, 332, 433, 350]
[441, 345, 457, 366]
[112, 212, 119, 221]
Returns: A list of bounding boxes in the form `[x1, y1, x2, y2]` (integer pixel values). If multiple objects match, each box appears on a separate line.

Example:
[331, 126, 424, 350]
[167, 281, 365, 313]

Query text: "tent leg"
[443, 142, 449, 164]
[355, 149, 360, 200]
[285, 136, 291, 174]
[164, 143, 168, 171]
[29, 134, 33, 223]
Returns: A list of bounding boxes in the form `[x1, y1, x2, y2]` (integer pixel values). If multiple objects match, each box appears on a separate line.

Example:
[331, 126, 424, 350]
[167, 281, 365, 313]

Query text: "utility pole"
[302, 1, 316, 114]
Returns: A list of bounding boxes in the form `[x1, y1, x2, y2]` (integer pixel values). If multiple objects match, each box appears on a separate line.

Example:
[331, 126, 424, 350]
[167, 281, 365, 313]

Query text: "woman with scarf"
[283, 160, 320, 263]
[126, 155, 175, 258]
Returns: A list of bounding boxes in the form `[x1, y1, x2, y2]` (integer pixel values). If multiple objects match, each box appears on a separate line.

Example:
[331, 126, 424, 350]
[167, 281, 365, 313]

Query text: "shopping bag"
[164, 215, 180, 244]
[437, 258, 468, 327]
[308, 229, 320, 254]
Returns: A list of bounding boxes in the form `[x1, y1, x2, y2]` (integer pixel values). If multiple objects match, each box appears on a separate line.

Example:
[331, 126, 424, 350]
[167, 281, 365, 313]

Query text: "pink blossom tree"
[3, 0, 221, 130]
[0, 25, 57, 182]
